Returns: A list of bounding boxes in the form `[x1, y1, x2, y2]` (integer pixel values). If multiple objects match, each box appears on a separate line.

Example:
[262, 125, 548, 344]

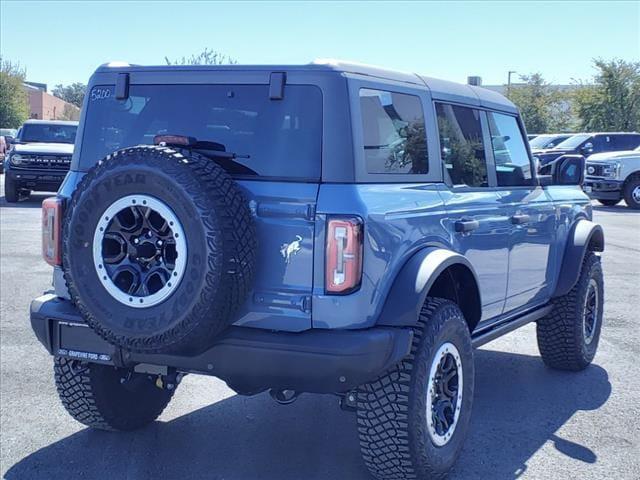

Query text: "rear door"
[233, 181, 318, 331]
[80, 78, 323, 332]
[435, 103, 511, 322]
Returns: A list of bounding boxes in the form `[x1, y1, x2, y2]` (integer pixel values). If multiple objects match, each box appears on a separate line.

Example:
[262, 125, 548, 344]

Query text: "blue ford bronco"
[31, 60, 605, 479]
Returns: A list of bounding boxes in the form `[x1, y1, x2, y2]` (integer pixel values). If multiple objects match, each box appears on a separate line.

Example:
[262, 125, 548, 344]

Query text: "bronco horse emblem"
[280, 235, 303, 264]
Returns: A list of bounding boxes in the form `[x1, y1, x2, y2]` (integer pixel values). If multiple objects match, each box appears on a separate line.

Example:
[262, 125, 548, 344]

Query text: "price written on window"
[90, 89, 112, 101]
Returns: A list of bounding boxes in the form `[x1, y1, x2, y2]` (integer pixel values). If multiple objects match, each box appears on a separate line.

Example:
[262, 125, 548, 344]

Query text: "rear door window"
[359, 89, 428, 174]
[81, 84, 323, 179]
[435, 103, 488, 187]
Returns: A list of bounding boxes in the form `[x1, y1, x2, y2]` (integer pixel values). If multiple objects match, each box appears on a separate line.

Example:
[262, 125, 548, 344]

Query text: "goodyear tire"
[537, 252, 603, 371]
[357, 298, 474, 480]
[54, 357, 174, 431]
[63, 146, 256, 354]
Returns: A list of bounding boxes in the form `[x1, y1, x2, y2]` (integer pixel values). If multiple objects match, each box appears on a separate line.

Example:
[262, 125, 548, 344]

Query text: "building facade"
[23, 83, 80, 121]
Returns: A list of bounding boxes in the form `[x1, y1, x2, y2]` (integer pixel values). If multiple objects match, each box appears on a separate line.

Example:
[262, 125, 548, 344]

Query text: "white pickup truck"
[584, 146, 640, 209]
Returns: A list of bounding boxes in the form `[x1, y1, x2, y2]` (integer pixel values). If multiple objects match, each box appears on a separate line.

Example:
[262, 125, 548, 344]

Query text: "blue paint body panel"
[50, 62, 600, 338]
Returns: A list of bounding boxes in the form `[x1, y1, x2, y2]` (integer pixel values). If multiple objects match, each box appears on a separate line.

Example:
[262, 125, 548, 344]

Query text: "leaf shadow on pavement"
[5, 350, 611, 480]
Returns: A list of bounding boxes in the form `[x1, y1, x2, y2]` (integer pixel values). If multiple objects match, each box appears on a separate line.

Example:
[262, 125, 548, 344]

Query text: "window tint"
[435, 103, 487, 187]
[20, 123, 77, 144]
[487, 112, 533, 186]
[612, 134, 640, 150]
[359, 89, 428, 174]
[81, 84, 322, 179]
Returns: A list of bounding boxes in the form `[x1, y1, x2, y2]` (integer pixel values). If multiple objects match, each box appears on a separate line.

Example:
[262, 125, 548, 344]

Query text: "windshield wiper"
[153, 134, 256, 175]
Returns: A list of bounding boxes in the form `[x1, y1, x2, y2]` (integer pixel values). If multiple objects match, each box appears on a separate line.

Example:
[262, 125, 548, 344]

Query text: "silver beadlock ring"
[426, 342, 464, 447]
[92, 194, 187, 308]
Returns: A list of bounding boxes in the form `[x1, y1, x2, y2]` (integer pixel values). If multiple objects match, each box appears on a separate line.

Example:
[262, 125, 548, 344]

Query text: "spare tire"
[63, 145, 256, 354]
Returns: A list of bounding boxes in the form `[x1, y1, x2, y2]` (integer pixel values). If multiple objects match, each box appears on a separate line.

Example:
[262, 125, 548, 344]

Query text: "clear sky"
[1, 0, 638, 88]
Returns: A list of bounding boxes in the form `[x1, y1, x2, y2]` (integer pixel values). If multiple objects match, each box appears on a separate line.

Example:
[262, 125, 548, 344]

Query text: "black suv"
[534, 132, 640, 167]
[4, 120, 78, 202]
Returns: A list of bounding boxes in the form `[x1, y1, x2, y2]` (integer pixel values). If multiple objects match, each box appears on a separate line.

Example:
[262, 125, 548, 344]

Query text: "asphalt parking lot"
[1, 175, 638, 480]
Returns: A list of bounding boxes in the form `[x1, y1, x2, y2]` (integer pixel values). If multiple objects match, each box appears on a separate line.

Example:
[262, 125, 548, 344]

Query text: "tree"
[506, 73, 573, 133]
[573, 59, 640, 131]
[52, 82, 86, 108]
[0, 57, 29, 128]
[164, 48, 237, 65]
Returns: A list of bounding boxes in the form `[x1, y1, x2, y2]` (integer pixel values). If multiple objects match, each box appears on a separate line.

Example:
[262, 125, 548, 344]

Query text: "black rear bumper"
[30, 294, 413, 394]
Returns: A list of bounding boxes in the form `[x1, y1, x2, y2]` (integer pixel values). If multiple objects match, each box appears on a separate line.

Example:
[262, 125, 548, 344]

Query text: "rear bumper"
[30, 294, 413, 394]
[584, 178, 623, 200]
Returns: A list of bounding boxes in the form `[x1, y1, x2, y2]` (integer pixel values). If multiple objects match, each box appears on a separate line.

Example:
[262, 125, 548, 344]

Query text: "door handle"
[511, 214, 530, 225]
[454, 219, 480, 233]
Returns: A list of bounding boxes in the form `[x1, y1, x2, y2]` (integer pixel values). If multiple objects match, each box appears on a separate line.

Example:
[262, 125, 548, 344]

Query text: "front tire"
[536, 252, 603, 371]
[4, 175, 18, 203]
[357, 298, 474, 480]
[623, 176, 640, 209]
[54, 357, 175, 431]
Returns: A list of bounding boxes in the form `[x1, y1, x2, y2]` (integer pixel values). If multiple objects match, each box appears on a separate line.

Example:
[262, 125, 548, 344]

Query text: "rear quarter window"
[80, 84, 323, 179]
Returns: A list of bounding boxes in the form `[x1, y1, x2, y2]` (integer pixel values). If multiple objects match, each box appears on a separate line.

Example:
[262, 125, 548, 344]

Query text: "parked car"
[3, 120, 78, 202]
[584, 145, 640, 209]
[0, 136, 6, 174]
[30, 61, 604, 479]
[0, 128, 18, 173]
[529, 133, 573, 152]
[533, 132, 640, 167]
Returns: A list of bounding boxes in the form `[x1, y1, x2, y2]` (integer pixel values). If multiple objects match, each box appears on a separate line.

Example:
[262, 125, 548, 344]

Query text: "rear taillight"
[325, 217, 363, 294]
[42, 197, 63, 266]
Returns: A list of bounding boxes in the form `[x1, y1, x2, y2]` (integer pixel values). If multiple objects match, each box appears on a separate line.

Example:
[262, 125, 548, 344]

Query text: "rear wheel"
[357, 298, 474, 480]
[4, 175, 18, 203]
[597, 199, 619, 207]
[623, 176, 640, 209]
[54, 357, 175, 431]
[536, 252, 603, 371]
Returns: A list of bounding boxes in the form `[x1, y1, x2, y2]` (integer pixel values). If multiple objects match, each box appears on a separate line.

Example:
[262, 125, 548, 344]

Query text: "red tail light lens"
[42, 197, 63, 266]
[325, 217, 363, 294]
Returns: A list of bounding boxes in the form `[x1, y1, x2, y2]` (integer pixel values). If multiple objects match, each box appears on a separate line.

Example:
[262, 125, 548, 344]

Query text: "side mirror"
[581, 142, 594, 155]
[5, 136, 14, 145]
[551, 155, 585, 186]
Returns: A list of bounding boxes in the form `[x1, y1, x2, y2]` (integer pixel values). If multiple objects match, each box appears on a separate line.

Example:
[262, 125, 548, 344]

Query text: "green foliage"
[164, 48, 237, 66]
[506, 73, 573, 134]
[438, 116, 487, 186]
[0, 57, 29, 128]
[573, 59, 640, 131]
[52, 82, 86, 108]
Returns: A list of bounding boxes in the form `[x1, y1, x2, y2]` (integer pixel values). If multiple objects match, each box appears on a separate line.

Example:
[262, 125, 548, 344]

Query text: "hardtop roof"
[23, 119, 79, 126]
[95, 59, 517, 113]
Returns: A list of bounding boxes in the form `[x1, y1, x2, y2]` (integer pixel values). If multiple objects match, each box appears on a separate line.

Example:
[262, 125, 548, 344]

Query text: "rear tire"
[596, 199, 619, 207]
[623, 176, 640, 209]
[54, 357, 175, 431]
[536, 252, 603, 371]
[357, 298, 474, 480]
[4, 175, 18, 202]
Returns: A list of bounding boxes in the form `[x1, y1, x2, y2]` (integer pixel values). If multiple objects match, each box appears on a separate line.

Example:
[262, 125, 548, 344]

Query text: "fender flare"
[553, 219, 604, 297]
[377, 247, 481, 327]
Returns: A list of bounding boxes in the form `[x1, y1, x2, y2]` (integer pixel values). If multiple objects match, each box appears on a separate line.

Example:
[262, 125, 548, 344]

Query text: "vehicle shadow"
[0, 192, 49, 209]
[5, 350, 611, 480]
[592, 204, 639, 214]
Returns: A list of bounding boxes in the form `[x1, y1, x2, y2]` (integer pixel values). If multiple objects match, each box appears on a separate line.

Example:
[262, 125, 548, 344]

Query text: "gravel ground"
[1, 176, 639, 480]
